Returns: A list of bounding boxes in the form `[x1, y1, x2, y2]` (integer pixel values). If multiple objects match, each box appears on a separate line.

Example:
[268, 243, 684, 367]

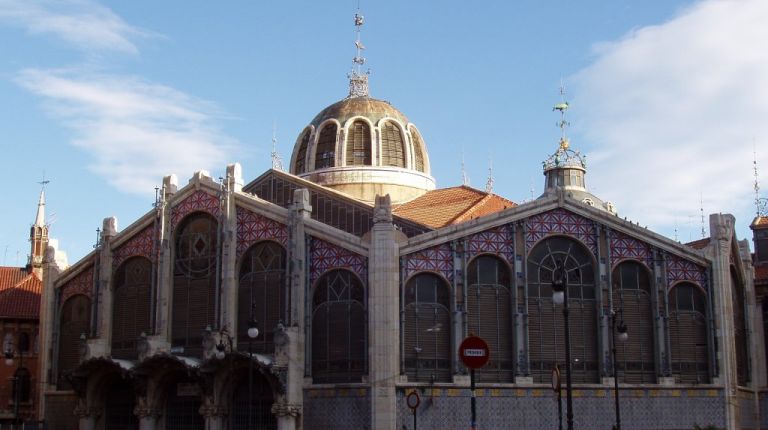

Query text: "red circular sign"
[406, 391, 420, 410]
[459, 335, 490, 369]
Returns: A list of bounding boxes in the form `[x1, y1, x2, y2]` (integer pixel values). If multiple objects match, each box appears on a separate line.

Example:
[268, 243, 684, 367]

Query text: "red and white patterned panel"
[610, 230, 652, 267]
[309, 238, 367, 285]
[467, 225, 514, 262]
[112, 225, 156, 269]
[60, 265, 94, 303]
[525, 209, 597, 254]
[236, 206, 288, 258]
[666, 254, 707, 290]
[404, 242, 454, 282]
[171, 190, 221, 227]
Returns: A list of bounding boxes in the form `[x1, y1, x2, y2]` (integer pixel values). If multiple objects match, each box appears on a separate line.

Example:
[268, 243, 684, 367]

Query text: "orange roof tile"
[0, 266, 41, 319]
[685, 238, 710, 250]
[393, 186, 516, 229]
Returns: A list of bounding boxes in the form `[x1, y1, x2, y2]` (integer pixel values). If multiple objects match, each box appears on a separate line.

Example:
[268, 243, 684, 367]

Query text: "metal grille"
[12, 367, 31, 402]
[104, 378, 137, 430]
[527, 237, 598, 383]
[403, 273, 451, 382]
[312, 270, 366, 383]
[731, 267, 750, 385]
[57, 294, 90, 389]
[380, 122, 405, 167]
[112, 257, 152, 359]
[613, 261, 655, 383]
[668, 283, 709, 383]
[346, 120, 372, 166]
[172, 213, 217, 357]
[228, 369, 277, 430]
[165, 390, 203, 430]
[466, 255, 514, 382]
[314, 124, 337, 169]
[410, 127, 425, 172]
[294, 129, 310, 174]
[238, 242, 286, 353]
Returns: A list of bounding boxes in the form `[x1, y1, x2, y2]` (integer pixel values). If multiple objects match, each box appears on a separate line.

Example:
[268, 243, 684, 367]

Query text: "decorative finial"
[347, 5, 370, 98]
[271, 121, 284, 171]
[553, 79, 570, 149]
[485, 157, 494, 193]
[34, 172, 50, 227]
[700, 193, 706, 239]
[754, 141, 767, 218]
[461, 147, 469, 186]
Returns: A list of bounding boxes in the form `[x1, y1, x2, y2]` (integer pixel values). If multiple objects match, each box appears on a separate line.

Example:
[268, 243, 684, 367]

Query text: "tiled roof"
[685, 238, 710, 250]
[0, 267, 41, 319]
[393, 186, 516, 229]
[753, 216, 768, 228]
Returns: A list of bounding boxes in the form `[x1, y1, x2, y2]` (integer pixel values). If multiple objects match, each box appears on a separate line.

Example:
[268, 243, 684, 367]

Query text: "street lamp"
[247, 303, 259, 430]
[4, 335, 27, 429]
[551, 259, 574, 430]
[611, 309, 628, 430]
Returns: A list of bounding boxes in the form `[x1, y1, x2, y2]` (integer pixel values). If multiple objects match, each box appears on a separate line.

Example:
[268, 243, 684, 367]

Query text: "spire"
[271, 122, 284, 171]
[485, 158, 494, 193]
[700, 193, 706, 239]
[29, 176, 50, 274]
[34, 185, 46, 227]
[461, 148, 469, 186]
[347, 6, 370, 98]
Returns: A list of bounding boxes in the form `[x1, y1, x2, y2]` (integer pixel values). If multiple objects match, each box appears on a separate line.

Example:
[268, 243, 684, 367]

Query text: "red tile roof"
[393, 186, 516, 229]
[685, 238, 710, 250]
[0, 267, 41, 319]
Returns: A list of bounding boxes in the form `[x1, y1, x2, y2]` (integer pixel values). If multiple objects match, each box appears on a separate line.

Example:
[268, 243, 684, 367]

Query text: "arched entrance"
[103, 376, 137, 430]
[228, 367, 276, 430]
[164, 373, 204, 430]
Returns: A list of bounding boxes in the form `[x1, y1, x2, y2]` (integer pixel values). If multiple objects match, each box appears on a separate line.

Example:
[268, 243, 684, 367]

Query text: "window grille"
[164, 377, 204, 430]
[410, 128, 426, 172]
[731, 267, 750, 385]
[311, 270, 366, 383]
[668, 282, 709, 383]
[172, 213, 217, 357]
[112, 257, 152, 359]
[294, 130, 310, 174]
[228, 368, 277, 430]
[380, 122, 405, 167]
[11, 367, 31, 403]
[403, 273, 451, 382]
[612, 261, 655, 383]
[466, 255, 514, 382]
[103, 377, 137, 430]
[527, 237, 598, 383]
[57, 294, 90, 389]
[238, 241, 286, 354]
[314, 124, 337, 169]
[346, 120, 372, 166]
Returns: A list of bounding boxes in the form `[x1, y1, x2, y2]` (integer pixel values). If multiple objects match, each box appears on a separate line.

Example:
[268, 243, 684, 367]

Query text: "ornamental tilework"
[404, 242, 454, 282]
[610, 230, 652, 267]
[61, 265, 94, 303]
[170, 190, 221, 227]
[236, 206, 288, 258]
[525, 209, 597, 254]
[112, 225, 155, 269]
[309, 238, 367, 286]
[466, 225, 514, 262]
[666, 254, 707, 290]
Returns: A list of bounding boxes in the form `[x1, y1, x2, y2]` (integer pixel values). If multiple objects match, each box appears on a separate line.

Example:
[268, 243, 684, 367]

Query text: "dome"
[290, 96, 435, 204]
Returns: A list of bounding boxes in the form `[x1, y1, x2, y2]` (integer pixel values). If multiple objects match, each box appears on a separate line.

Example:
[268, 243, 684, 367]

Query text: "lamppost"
[4, 336, 25, 429]
[246, 304, 259, 430]
[551, 259, 574, 430]
[611, 309, 629, 430]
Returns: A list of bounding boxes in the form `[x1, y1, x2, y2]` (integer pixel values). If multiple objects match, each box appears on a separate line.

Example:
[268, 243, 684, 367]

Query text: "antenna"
[347, 4, 369, 98]
[485, 157, 494, 193]
[553, 79, 570, 149]
[461, 148, 469, 186]
[271, 121, 284, 171]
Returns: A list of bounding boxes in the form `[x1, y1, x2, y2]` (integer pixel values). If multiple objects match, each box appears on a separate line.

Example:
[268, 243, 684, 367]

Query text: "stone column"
[368, 195, 400, 430]
[38, 241, 68, 418]
[74, 400, 100, 430]
[221, 163, 242, 333]
[154, 174, 177, 344]
[134, 397, 161, 430]
[200, 396, 227, 430]
[273, 398, 302, 430]
[91, 217, 117, 357]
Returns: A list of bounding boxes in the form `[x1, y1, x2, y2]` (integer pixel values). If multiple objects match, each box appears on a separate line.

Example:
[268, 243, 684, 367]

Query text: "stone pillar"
[134, 398, 161, 430]
[273, 398, 302, 430]
[38, 240, 68, 418]
[368, 195, 400, 430]
[74, 400, 100, 430]
[221, 163, 242, 333]
[91, 217, 117, 357]
[200, 396, 227, 430]
[155, 174, 177, 343]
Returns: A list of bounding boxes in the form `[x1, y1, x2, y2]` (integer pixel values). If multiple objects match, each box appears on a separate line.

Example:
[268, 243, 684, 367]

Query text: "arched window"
[312, 269, 366, 383]
[380, 122, 405, 167]
[410, 127, 426, 172]
[172, 213, 218, 357]
[527, 237, 598, 383]
[612, 261, 655, 383]
[314, 124, 337, 169]
[12, 367, 31, 403]
[403, 273, 451, 382]
[58, 294, 90, 389]
[18, 332, 30, 353]
[668, 282, 709, 383]
[238, 241, 286, 354]
[294, 129, 310, 174]
[346, 120, 372, 166]
[466, 255, 513, 382]
[112, 256, 152, 359]
[731, 267, 749, 385]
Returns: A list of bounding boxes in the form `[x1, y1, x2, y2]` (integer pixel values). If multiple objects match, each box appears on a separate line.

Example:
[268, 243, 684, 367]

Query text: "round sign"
[551, 366, 561, 392]
[406, 391, 420, 410]
[458, 335, 490, 369]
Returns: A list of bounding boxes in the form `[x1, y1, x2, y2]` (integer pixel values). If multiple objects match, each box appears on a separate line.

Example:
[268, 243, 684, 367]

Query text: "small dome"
[290, 96, 435, 204]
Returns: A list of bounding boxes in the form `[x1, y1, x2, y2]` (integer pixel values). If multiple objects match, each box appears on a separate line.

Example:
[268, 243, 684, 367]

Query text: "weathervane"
[347, 5, 370, 98]
[553, 80, 570, 150]
[271, 122, 284, 171]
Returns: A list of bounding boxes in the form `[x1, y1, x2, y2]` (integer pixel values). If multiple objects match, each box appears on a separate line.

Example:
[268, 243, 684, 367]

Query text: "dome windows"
[314, 123, 338, 169]
[294, 129, 311, 174]
[346, 120, 372, 166]
[380, 121, 405, 168]
[410, 126, 426, 173]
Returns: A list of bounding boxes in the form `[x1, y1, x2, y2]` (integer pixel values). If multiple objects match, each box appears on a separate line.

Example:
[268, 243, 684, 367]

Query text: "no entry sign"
[459, 335, 490, 369]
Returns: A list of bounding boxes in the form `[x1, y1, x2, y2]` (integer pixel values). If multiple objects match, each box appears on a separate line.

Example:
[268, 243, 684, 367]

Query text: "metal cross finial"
[37, 172, 50, 190]
[553, 80, 570, 149]
[271, 121, 284, 171]
[485, 158, 494, 194]
[347, 5, 370, 97]
[699, 193, 706, 239]
[461, 147, 469, 186]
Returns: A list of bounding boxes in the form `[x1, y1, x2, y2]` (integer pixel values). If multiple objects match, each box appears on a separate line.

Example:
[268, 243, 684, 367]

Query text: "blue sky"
[1, 0, 766, 264]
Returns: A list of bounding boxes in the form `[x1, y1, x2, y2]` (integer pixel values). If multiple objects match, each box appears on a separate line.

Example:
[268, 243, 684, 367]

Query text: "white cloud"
[573, 0, 768, 238]
[16, 68, 237, 194]
[0, 0, 153, 54]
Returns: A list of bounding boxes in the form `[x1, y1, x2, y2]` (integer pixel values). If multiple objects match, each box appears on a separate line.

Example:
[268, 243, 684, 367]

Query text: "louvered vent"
[314, 124, 337, 169]
[668, 283, 709, 383]
[346, 120, 372, 166]
[238, 241, 286, 354]
[403, 273, 451, 382]
[380, 122, 405, 167]
[613, 261, 655, 383]
[410, 127, 426, 172]
[111, 257, 152, 360]
[57, 294, 90, 389]
[294, 130, 310, 174]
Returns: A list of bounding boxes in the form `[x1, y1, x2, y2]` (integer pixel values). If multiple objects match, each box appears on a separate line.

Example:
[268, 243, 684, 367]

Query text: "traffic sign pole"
[459, 336, 489, 430]
[470, 368, 477, 430]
